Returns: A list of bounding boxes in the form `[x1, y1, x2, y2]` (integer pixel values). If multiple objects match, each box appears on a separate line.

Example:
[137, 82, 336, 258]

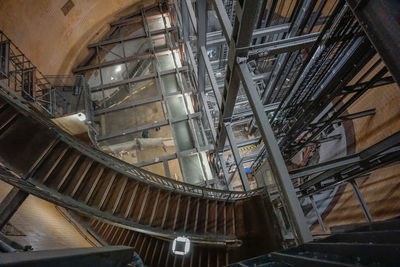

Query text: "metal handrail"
[0, 80, 266, 201]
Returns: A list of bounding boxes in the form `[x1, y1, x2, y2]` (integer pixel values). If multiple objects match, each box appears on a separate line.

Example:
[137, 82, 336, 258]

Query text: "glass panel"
[184, 93, 195, 114]
[91, 86, 119, 103]
[86, 69, 101, 87]
[126, 58, 154, 75]
[180, 154, 205, 184]
[156, 53, 175, 71]
[135, 135, 176, 162]
[98, 125, 172, 148]
[101, 64, 126, 85]
[192, 118, 206, 147]
[118, 20, 145, 38]
[161, 74, 179, 94]
[98, 43, 124, 63]
[172, 51, 182, 68]
[147, 15, 170, 31]
[152, 34, 167, 49]
[99, 79, 158, 107]
[179, 72, 191, 91]
[171, 121, 194, 151]
[166, 95, 187, 118]
[98, 101, 165, 135]
[124, 38, 149, 57]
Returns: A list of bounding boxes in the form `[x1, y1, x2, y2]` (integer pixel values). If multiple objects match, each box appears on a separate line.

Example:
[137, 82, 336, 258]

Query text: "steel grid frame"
[76, 4, 215, 184]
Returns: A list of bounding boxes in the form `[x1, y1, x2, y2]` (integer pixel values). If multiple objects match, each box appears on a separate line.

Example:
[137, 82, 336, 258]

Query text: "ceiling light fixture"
[76, 112, 86, 121]
[172, 236, 190, 255]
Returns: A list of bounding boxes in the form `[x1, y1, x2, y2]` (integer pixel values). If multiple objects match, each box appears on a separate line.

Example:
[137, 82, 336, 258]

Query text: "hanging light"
[76, 112, 86, 121]
[172, 236, 190, 255]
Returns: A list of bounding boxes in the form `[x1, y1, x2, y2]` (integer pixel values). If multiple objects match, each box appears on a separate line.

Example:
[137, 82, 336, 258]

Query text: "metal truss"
[178, 0, 399, 243]
[76, 3, 217, 185]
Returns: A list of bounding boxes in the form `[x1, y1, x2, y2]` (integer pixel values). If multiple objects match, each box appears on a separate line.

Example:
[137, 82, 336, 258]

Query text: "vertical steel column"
[160, 5, 211, 183]
[350, 180, 373, 223]
[0, 188, 28, 229]
[218, 153, 233, 190]
[210, 0, 233, 42]
[181, 0, 190, 42]
[239, 62, 312, 243]
[309, 195, 327, 233]
[141, 8, 184, 179]
[200, 46, 222, 109]
[225, 122, 250, 190]
[215, 0, 263, 151]
[184, 0, 198, 33]
[196, 0, 207, 93]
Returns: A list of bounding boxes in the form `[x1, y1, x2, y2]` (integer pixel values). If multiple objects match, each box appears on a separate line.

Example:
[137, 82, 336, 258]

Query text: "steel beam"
[73, 46, 176, 73]
[231, 102, 280, 121]
[260, 0, 317, 105]
[349, 180, 373, 223]
[290, 154, 360, 179]
[341, 76, 395, 95]
[184, 0, 197, 33]
[206, 24, 290, 46]
[237, 63, 312, 242]
[196, 0, 207, 95]
[0, 187, 28, 229]
[135, 153, 177, 167]
[309, 195, 327, 232]
[299, 130, 400, 193]
[239, 62, 312, 243]
[222, 137, 261, 153]
[87, 27, 176, 48]
[181, 0, 189, 43]
[94, 95, 163, 115]
[218, 154, 233, 190]
[210, 0, 232, 42]
[96, 112, 201, 141]
[205, 71, 270, 93]
[215, 0, 263, 151]
[201, 46, 222, 109]
[225, 122, 250, 191]
[245, 32, 320, 60]
[90, 66, 188, 92]
[346, 0, 400, 85]
[307, 109, 376, 129]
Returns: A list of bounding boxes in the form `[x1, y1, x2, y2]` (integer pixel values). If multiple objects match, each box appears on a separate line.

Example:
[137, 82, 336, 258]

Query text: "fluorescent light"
[115, 65, 122, 72]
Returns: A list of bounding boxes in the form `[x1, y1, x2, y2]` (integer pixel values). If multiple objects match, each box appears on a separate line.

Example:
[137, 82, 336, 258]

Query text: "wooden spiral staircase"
[0, 84, 283, 265]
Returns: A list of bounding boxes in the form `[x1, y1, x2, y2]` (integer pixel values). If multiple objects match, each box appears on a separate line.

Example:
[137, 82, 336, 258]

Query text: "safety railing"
[0, 80, 267, 201]
[0, 31, 88, 118]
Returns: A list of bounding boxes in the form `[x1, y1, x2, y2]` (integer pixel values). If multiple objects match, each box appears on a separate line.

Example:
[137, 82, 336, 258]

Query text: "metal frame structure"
[75, 4, 218, 186]
[2, 0, 399, 252]
[0, 31, 88, 118]
[175, 0, 398, 244]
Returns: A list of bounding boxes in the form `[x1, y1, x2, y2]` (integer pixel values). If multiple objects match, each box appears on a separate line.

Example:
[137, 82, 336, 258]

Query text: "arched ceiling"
[0, 0, 156, 75]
